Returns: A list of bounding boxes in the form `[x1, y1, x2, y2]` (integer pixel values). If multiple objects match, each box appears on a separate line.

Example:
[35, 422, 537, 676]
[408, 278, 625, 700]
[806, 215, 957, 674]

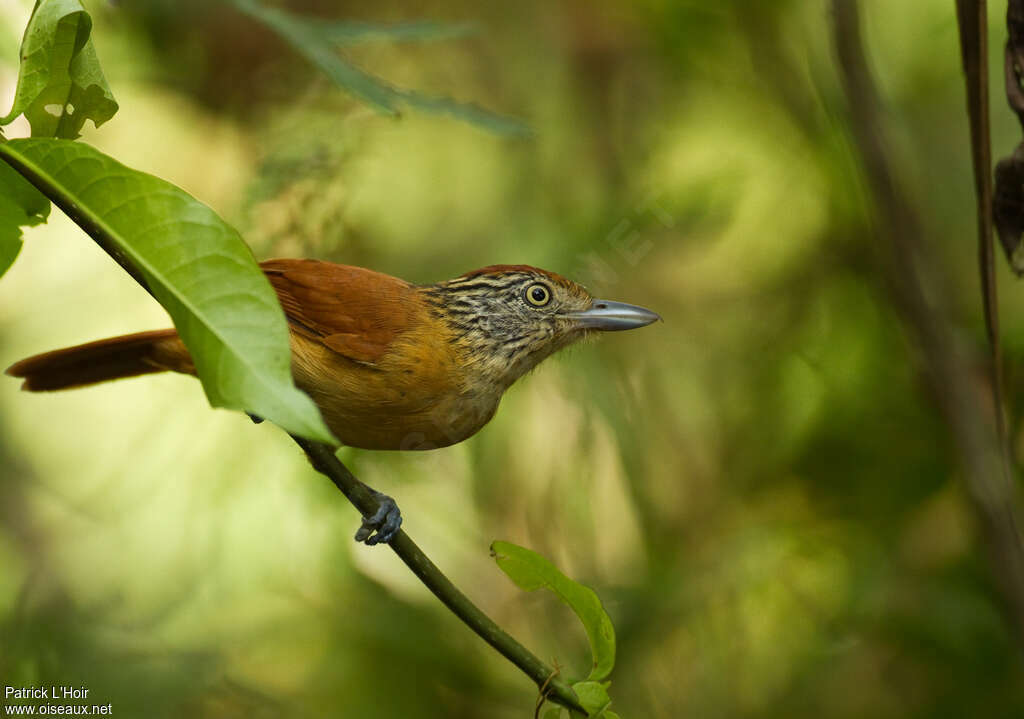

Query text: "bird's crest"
[457, 265, 580, 291]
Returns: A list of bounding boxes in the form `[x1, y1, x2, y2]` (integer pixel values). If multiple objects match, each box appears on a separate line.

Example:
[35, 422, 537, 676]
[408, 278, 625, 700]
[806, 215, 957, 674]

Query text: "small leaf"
[0, 138, 335, 443]
[233, 0, 398, 116]
[1, 0, 118, 138]
[396, 87, 534, 138]
[320, 20, 477, 46]
[571, 681, 611, 716]
[491, 541, 616, 681]
[0, 160, 51, 278]
[231, 0, 530, 137]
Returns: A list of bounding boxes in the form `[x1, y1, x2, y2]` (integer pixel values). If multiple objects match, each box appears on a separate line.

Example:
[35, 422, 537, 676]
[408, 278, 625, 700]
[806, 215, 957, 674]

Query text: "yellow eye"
[525, 283, 551, 307]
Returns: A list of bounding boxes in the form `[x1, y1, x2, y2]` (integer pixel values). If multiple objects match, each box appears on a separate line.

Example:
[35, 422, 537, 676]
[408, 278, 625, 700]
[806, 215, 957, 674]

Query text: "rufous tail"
[5, 330, 193, 392]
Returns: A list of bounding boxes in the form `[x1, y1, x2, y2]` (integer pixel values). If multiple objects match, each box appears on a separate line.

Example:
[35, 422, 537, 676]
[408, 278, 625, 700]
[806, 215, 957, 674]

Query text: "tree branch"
[830, 0, 1024, 650]
[288, 434, 588, 715]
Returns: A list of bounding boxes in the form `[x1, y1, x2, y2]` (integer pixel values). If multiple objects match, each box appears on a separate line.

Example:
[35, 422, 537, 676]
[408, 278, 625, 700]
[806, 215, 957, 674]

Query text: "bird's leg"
[354, 485, 403, 545]
[286, 435, 403, 546]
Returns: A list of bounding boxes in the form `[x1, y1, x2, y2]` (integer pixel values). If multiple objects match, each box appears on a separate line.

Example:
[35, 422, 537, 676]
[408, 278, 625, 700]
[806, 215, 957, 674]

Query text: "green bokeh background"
[2, 0, 1024, 716]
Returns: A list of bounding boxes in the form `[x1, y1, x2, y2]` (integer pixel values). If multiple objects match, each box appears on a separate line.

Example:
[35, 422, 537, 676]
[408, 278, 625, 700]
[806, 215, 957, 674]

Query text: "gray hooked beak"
[568, 299, 662, 331]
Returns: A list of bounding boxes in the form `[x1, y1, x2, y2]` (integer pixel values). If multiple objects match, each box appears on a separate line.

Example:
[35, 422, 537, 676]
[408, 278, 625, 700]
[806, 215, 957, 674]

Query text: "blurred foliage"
[2, 0, 1024, 717]
[231, 0, 530, 136]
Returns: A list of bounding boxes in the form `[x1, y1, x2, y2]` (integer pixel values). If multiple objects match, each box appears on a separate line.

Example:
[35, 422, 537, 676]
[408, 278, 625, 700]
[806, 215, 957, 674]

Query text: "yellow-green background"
[2, 0, 1023, 716]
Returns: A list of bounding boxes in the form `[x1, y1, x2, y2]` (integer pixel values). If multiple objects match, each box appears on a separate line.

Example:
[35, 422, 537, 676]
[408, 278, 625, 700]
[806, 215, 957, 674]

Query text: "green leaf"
[1, 0, 118, 138]
[320, 20, 477, 46]
[394, 87, 535, 137]
[0, 159, 51, 278]
[231, 0, 531, 137]
[0, 138, 335, 443]
[571, 681, 611, 716]
[491, 541, 616, 681]
[234, 0, 397, 116]
[0, 235, 19, 278]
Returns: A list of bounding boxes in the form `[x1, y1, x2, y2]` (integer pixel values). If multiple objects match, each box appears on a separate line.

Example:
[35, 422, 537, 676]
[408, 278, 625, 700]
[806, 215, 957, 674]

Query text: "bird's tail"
[5, 330, 193, 392]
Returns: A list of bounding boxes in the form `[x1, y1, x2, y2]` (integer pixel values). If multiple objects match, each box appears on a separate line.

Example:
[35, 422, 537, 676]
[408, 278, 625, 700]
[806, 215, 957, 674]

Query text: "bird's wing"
[261, 258, 417, 365]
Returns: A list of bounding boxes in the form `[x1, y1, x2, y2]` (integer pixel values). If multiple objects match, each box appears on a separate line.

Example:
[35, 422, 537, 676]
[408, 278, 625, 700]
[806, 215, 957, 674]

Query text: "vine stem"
[831, 0, 1024, 650]
[289, 435, 587, 715]
[954, 0, 1015, 516]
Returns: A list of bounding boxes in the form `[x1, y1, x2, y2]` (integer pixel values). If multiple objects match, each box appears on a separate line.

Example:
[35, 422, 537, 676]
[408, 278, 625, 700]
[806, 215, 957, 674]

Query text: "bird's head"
[424, 265, 660, 387]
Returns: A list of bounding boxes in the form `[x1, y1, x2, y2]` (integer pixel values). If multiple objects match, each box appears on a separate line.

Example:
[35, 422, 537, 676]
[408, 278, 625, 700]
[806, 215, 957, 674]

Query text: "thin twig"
[534, 666, 560, 719]
[831, 0, 1024, 650]
[288, 435, 588, 715]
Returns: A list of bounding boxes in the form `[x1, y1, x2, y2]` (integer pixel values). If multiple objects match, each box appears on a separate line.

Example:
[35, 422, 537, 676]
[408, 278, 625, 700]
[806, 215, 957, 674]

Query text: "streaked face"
[427, 265, 659, 384]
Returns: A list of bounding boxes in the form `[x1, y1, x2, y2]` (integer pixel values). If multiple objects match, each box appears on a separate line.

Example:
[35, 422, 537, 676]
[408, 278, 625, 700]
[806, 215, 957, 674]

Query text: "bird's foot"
[354, 489, 402, 546]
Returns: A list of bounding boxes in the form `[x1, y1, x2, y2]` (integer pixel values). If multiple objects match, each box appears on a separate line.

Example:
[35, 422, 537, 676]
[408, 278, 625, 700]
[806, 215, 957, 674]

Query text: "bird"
[6, 259, 660, 543]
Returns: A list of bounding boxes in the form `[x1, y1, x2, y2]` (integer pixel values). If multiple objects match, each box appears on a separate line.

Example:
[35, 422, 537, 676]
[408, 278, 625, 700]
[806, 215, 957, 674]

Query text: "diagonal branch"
[288, 434, 588, 715]
[830, 0, 1024, 651]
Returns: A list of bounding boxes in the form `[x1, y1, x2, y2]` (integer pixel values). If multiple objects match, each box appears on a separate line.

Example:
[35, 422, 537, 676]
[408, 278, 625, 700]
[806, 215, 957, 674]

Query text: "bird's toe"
[354, 492, 402, 545]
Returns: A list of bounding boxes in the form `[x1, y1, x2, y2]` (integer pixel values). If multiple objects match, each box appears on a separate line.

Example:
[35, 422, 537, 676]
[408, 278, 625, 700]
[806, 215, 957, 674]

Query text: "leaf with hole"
[0, 138, 334, 443]
[0, 0, 117, 138]
[490, 541, 616, 682]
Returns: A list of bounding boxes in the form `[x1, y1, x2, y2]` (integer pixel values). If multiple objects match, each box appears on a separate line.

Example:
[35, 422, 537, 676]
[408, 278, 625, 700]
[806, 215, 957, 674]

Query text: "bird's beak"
[568, 300, 662, 331]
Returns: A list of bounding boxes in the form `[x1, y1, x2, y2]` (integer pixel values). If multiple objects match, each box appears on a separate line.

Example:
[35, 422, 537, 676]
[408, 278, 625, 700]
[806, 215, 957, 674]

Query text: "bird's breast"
[288, 320, 504, 450]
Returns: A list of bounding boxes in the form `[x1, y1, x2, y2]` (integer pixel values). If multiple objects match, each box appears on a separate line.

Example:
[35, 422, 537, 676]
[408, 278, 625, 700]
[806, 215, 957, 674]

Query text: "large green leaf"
[0, 0, 117, 138]
[491, 541, 616, 682]
[232, 0, 531, 137]
[0, 138, 334, 443]
[0, 160, 50, 278]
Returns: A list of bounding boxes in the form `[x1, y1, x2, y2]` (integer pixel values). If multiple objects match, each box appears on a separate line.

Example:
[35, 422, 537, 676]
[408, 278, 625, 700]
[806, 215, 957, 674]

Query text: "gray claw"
[354, 492, 402, 545]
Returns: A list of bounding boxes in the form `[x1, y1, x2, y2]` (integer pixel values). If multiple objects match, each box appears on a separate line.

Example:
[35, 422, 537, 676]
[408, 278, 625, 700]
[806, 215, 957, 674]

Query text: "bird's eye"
[524, 283, 552, 307]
